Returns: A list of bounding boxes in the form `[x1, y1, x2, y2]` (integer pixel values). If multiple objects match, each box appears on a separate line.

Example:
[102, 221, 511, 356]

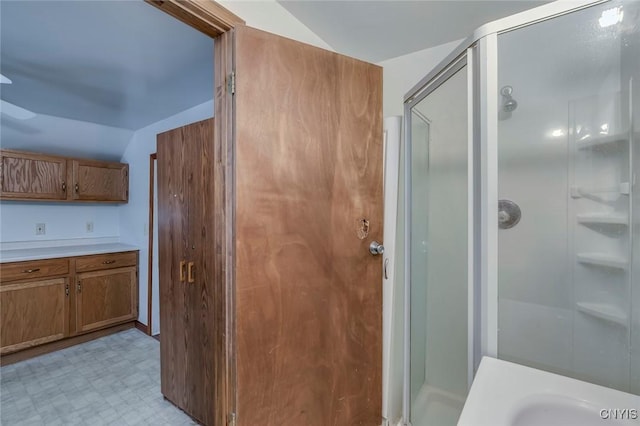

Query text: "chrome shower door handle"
[369, 241, 384, 256]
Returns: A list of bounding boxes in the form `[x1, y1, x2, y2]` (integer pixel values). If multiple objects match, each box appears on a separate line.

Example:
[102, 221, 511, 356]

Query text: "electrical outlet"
[35, 223, 46, 235]
[86, 222, 94, 233]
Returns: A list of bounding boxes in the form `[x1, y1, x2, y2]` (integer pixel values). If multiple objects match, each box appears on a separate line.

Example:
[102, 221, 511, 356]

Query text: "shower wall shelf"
[576, 302, 628, 327]
[576, 132, 628, 150]
[576, 253, 628, 270]
[570, 182, 630, 198]
[576, 213, 629, 226]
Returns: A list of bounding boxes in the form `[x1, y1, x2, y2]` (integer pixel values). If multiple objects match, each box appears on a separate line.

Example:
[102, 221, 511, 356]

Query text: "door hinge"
[227, 71, 236, 95]
[65, 283, 69, 296]
[228, 412, 236, 426]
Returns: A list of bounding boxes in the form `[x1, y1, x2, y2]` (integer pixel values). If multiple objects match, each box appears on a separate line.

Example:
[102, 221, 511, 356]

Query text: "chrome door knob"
[369, 241, 384, 256]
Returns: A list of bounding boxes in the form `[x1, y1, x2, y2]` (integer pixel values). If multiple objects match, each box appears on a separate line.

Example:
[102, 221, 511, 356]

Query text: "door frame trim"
[148, 2, 237, 423]
[144, 0, 244, 37]
[147, 153, 157, 336]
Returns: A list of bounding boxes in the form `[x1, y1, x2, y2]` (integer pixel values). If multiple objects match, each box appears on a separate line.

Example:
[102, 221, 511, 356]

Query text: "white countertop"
[0, 243, 139, 263]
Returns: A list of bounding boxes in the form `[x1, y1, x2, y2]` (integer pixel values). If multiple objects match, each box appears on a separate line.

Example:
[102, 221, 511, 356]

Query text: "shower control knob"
[369, 241, 384, 256]
[498, 199, 522, 229]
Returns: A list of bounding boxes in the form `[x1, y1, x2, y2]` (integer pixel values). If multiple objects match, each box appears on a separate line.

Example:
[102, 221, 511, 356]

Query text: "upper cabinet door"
[71, 159, 129, 202]
[0, 150, 67, 200]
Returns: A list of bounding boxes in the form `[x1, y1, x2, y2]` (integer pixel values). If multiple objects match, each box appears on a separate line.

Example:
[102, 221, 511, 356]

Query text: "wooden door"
[158, 122, 189, 413]
[158, 118, 216, 424]
[232, 26, 383, 425]
[183, 118, 217, 425]
[0, 278, 69, 354]
[75, 267, 137, 333]
[71, 159, 128, 202]
[0, 150, 67, 200]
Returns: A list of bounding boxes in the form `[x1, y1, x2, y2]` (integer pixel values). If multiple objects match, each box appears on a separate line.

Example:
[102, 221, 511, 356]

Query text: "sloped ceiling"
[0, 0, 214, 131]
[278, 0, 551, 63]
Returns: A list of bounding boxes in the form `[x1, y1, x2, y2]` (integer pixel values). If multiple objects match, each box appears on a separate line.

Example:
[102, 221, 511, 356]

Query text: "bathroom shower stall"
[403, 1, 639, 425]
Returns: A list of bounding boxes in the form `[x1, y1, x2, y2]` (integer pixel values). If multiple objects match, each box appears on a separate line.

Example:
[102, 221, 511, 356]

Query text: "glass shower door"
[496, 0, 639, 394]
[407, 61, 469, 426]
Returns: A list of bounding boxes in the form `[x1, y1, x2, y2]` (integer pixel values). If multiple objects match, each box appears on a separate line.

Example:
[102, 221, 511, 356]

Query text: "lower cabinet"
[0, 251, 138, 357]
[0, 278, 69, 354]
[76, 267, 137, 333]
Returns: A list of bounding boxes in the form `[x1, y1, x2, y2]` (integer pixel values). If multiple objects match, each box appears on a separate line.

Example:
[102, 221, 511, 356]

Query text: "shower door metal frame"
[403, 53, 474, 426]
[401, 1, 610, 424]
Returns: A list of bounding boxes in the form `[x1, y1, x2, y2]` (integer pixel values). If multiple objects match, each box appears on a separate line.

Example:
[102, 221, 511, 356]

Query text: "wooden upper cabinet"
[0, 150, 67, 200]
[0, 150, 129, 203]
[71, 159, 128, 202]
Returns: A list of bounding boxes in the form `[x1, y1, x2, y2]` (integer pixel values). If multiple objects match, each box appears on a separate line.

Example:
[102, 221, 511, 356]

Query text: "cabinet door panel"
[0, 151, 67, 200]
[157, 121, 189, 411]
[0, 278, 69, 354]
[72, 159, 128, 202]
[76, 267, 137, 333]
[183, 118, 216, 425]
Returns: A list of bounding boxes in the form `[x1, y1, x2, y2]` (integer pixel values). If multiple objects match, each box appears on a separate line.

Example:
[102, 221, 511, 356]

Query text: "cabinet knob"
[22, 268, 40, 273]
[75, 183, 79, 193]
[77, 282, 82, 293]
[62, 182, 66, 192]
[102, 260, 116, 265]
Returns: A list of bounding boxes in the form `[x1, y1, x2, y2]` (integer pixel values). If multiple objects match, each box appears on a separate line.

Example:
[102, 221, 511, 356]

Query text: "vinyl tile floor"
[0, 328, 198, 426]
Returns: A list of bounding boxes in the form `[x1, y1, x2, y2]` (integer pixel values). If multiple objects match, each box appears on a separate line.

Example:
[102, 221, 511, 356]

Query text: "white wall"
[1, 113, 133, 161]
[0, 203, 120, 243]
[119, 100, 214, 334]
[378, 39, 463, 118]
[219, 0, 333, 51]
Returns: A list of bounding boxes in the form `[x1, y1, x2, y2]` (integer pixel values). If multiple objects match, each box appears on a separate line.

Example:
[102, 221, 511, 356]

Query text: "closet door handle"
[187, 262, 195, 283]
[179, 260, 186, 282]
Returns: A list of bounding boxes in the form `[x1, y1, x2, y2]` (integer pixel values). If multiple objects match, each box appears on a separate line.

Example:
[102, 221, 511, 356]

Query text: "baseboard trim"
[0, 322, 135, 366]
[134, 320, 149, 335]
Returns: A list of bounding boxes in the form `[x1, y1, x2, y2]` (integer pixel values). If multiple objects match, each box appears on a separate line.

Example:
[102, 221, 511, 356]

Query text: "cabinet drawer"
[1, 258, 69, 283]
[75, 252, 137, 272]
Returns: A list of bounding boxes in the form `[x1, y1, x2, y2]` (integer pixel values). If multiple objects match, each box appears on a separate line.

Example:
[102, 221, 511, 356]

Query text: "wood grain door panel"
[71, 159, 128, 202]
[76, 267, 137, 333]
[158, 118, 217, 425]
[183, 118, 216, 426]
[157, 123, 189, 411]
[233, 26, 383, 426]
[0, 278, 69, 354]
[0, 151, 67, 200]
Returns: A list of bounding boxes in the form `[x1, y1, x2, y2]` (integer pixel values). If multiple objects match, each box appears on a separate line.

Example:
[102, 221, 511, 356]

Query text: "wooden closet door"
[158, 118, 217, 425]
[157, 126, 189, 411]
[183, 118, 216, 425]
[233, 26, 384, 426]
